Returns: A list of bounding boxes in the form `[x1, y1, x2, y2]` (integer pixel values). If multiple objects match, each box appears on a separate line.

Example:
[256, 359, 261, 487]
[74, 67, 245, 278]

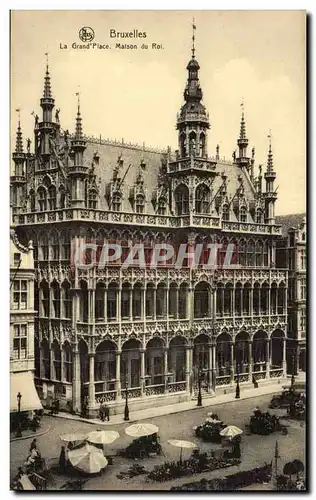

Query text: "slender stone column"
[140, 349, 145, 396]
[212, 342, 217, 391]
[88, 353, 95, 407]
[296, 344, 300, 374]
[185, 346, 191, 392]
[250, 287, 254, 321]
[248, 341, 253, 382]
[164, 348, 169, 393]
[153, 288, 157, 320]
[175, 288, 179, 319]
[104, 289, 107, 322]
[282, 338, 287, 376]
[72, 348, 81, 413]
[117, 288, 122, 322]
[208, 343, 213, 392]
[230, 342, 234, 383]
[232, 286, 235, 319]
[115, 351, 121, 399]
[266, 340, 270, 378]
[141, 287, 145, 320]
[129, 287, 133, 321]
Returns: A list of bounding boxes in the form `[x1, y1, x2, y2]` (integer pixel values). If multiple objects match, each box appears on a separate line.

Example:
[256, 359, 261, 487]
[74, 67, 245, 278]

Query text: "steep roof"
[275, 213, 306, 236]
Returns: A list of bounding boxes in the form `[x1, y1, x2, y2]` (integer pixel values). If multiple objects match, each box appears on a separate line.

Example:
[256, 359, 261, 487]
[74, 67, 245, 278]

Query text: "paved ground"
[10, 392, 306, 491]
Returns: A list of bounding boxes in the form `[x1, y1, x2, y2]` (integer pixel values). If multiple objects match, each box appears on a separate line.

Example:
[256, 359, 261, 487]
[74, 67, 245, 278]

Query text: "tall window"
[38, 187, 47, 211]
[59, 186, 66, 209]
[51, 282, 60, 318]
[240, 206, 247, 223]
[256, 209, 263, 224]
[107, 286, 117, 320]
[121, 286, 130, 318]
[13, 280, 27, 310]
[63, 343, 72, 382]
[135, 195, 145, 214]
[300, 249, 306, 270]
[300, 278, 306, 300]
[133, 285, 142, 318]
[52, 342, 61, 380]
[62, 281, 72, 318]
[88, 190, 98, 209]
[222, 204, 229, 221]
[157, 197, 166, 215]
[13, 324, 27, 359]
[40, 281, 49, 317]
[51, 233, 60, 260]
[29, 190, 36, 212]
[255, 241, 263, 267]
[61, 233, 70, 260]
[112, 192, 121, 211]
[48, 186, 57, 210]
[40, 234, 49, 260]
[195, 184, 210, 214]
[175, 184, 189, 215]
[300, 310, 306, 331]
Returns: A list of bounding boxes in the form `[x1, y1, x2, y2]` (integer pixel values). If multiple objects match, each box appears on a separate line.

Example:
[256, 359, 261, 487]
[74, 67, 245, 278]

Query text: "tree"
[291, 459, 304, 480]
[283, 461, 296, 478]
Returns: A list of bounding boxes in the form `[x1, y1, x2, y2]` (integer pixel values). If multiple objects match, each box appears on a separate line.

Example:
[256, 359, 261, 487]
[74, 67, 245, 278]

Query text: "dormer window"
[222, 204, 229, 221]
[88, 189, 97, 209]
[135, 194, 145, 214]
[112, 192, 121, 212]
[240, 206, 247, 223]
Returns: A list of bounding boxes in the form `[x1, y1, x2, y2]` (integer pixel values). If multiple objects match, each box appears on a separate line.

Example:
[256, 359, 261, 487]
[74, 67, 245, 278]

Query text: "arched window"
[200, 132, 206, 157]
[61, 232, 70, 260]
[37, 187, 47, 212]
[51, 231, 60, 260]
[61, 281, 71, 319]
[189, 131, 196, 156]
[240, 206, 247, 223]
[112, 192, 121, 211]
[195, 184, 210, 214]
[255, 240, 263, 267]
[135, 194, 145, 214]
[39, 233, 49, 260]
[88, 189, 98, 209]
[256, 208, 263, 224]
[175, 184, 189, 215]
[40, 340, 50, 379]
[40, 280, 49, 317]
[51, 281, 60, 318]
[48, 186, 56, 210]
[59, 186, 66, 209]
[29, 190, 35, 212]
[222, 204, 229, 221]
[179, 132, 186, 158]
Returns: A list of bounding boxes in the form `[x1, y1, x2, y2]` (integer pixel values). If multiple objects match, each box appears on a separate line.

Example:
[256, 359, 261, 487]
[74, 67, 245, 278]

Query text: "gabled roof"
[275, 213, 306, 236]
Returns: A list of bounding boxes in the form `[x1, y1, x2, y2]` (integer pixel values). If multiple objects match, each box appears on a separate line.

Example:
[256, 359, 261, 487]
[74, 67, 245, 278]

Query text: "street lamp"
[16, 392, 22, 438]
[124, 369, 130, 421]
[197, 368, 203, 407]
[235, 363, 240, 399]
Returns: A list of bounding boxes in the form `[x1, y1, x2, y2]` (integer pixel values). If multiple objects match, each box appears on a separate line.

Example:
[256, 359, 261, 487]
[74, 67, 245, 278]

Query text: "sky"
[10, 10, 306, 215]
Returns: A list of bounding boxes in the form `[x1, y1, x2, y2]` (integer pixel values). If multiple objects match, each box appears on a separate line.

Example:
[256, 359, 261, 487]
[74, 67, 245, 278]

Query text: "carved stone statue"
[35, 114, 39, 126]
[26, 138, 31, 154]
[55, 108, 60, 123]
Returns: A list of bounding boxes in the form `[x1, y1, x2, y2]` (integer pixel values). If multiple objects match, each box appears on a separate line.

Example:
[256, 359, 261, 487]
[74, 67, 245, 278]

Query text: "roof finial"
[239, 98, 247, 140]
[14, 108, 23, 153]
[43, 52, 52, 98]
[192, 18, 196, 59]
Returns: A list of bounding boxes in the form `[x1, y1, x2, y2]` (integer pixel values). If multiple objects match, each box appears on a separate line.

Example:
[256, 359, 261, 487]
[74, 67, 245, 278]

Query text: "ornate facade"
[11, 41, 289, 416]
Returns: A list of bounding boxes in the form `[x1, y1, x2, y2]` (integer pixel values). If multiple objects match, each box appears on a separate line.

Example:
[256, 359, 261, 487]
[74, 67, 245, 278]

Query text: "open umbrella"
[220, 425, 243, 438]
[68, 443, 108, 474]
[125, 423, 159, 438]
[86, 430, 119, 445]
[60, 433, 87, 448]
[167, 439, 197, 463]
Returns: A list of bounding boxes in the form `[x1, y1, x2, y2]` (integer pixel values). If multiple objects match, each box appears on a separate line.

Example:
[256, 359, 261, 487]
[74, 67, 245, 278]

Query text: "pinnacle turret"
[40, 54, 55, 123]
[43, 62, 52, 98]
[75, 94, 83, 140]
[14, 111, 24, 154]
[266, 136, 275, 174]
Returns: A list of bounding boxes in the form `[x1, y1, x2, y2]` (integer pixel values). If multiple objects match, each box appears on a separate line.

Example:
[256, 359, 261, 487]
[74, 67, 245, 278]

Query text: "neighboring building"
[10, 219, 42, 416]
[11, 37, 289, 417]
[276, 214, 306, 373]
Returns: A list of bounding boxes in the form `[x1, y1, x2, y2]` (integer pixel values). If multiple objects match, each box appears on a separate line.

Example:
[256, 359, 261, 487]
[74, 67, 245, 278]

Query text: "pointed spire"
[192, 18, 196, 59]
[267, 130, 274, 173]
[75, 91, 83, 139]
[239, 99, 247, 140]
[43, 52, 52, 98]
[14, 109, 23, 154]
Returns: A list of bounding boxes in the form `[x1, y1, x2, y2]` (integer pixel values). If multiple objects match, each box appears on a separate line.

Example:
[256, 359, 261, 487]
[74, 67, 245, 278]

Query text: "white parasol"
[86, 430, 120, 445]
[60, 433, 87, 447]
[68, 443, 108, 474]
[125, 423, 159, 438]
[220, 425, 243, 438]
[167, 439, 197, 463]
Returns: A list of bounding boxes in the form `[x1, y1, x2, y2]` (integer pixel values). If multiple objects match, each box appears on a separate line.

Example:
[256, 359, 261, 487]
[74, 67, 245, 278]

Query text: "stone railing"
[253, 371, 266, 381]
[14, 209, 281, 235]
[95, 390, 117, 404]
[168, 381, 186, 393]
[127, 387, 142, 399]
[269, 369, 283, 378]
[145, 384, 165, 396]
[234, 373, 250, 383]
[215, 375, 231, 386]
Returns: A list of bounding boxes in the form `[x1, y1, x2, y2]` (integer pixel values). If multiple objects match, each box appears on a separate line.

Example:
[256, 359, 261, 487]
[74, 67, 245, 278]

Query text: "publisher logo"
[79, 27, 95, 43]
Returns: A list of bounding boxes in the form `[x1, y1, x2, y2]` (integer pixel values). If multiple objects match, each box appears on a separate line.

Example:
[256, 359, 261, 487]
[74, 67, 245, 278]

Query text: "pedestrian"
[30, 438, 37, 452]
[59, 446, 67, 474]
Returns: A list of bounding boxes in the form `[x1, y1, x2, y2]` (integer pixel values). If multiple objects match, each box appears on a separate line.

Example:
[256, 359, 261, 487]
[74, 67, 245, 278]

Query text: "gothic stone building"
[276, 214, 306, 374]
[11, 46, 289, 416]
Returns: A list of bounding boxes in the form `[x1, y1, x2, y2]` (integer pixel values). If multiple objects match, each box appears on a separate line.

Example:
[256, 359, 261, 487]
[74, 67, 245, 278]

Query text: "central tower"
[177, 24, 210, 159]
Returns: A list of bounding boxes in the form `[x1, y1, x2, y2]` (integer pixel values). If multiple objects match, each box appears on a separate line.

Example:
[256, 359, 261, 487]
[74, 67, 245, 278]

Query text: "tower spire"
[267, 130, 274, 174]
[40, 53, 55, 124]
[192, 18, 196, 59]
[239, 99, 247, 140]
[75, 91, 83, 139]
[236, 98, 249, 165]
[43, 52, 52, 98]
[14, 108, 23, 154]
